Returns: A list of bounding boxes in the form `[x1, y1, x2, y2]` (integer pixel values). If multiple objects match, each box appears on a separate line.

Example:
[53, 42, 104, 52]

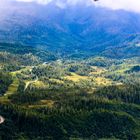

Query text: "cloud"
[15, 0, 93, 9]
[16, 0, 92, 6]
[95, 0, 140, 13]
[16, 0, 52, 4]
[1, 0, 140, 13]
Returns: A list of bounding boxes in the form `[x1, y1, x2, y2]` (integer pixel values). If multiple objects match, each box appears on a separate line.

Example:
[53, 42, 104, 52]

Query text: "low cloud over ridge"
[15, 0, 140, 13]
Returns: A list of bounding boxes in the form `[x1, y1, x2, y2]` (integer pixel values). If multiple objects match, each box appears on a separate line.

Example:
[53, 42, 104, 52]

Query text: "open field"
[65, 72, 89, 82]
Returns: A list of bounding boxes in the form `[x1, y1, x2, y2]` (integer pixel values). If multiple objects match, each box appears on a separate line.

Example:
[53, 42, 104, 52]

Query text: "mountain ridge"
[0, 1, 140, 58]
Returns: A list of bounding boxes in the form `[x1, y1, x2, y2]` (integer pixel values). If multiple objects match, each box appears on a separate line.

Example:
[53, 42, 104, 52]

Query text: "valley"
[0, 0, 140, 139]
[0, 46, 140, 139]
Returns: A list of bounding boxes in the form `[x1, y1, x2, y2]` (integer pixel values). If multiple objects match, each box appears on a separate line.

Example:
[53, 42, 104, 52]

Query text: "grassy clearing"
[4, 78, 19, 97]
[65, 73, 88, 82]
[2, 67, 29, 97]
[10, 66, 33, 76]
[0, 96, 10, 104]
[32, 81, 48, 89]
[24, 79, 48, 90]
[49, 78, 64, 84]
[94, 77, 113, 86]
[27, 100, 55, 108]
[90, 66, 107, 75]
[113, 64, 140, 74]
[64, 72, 114, 87]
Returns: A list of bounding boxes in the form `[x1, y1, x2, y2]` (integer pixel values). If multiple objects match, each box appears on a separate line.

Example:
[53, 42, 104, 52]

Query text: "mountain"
[0, 1, 140, 58]
[1, 1, 140, 140]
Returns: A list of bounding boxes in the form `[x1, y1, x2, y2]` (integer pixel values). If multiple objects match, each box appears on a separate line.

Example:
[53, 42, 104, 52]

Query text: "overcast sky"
[1, 0, 140, 13]
[14, 0, 140, 13]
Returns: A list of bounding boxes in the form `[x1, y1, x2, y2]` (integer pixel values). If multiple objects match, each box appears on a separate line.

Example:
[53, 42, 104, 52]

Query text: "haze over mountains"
[1, 1, 140, 139]
[1, 0, 140, 58]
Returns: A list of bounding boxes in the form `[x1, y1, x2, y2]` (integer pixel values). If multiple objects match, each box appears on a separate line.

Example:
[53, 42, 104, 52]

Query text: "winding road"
[0, 116, 5, 124]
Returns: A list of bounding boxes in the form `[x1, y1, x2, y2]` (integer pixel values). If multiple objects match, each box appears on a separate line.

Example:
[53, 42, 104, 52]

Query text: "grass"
[4, 78, 19, 97]
[27, 100, 55, 108]
[32, 81, 48, 89]
[24, 80, 48, 90]
[112, 64, 140, 74]
[64, 72, 114, 87]
[94, 77, 112, 86]
[90, 66, 107, 75]
[49, 78, 64, 84]
[0, 96, 10, 104]
[2, 67, 29, 97]
[65, 72, 88, 82]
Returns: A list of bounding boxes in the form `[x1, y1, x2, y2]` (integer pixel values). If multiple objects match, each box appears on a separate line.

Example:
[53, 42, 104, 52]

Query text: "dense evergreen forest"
[0, 72, 12, 95]
[0, 43, 140, 139]
[1, 0, 140, 139]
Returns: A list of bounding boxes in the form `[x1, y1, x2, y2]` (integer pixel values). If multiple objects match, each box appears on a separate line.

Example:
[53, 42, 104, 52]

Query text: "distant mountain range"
[1, 1, 140, 58]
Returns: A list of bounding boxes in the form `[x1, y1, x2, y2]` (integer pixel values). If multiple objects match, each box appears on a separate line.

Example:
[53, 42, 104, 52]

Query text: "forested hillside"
[1, 0, 140, 139]
[1, 1, 140, 58]
[0, 46, 140, 139]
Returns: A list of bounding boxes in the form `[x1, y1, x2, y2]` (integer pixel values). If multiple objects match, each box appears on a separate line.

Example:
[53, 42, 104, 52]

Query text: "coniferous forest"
[1, 0, 140, 140]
